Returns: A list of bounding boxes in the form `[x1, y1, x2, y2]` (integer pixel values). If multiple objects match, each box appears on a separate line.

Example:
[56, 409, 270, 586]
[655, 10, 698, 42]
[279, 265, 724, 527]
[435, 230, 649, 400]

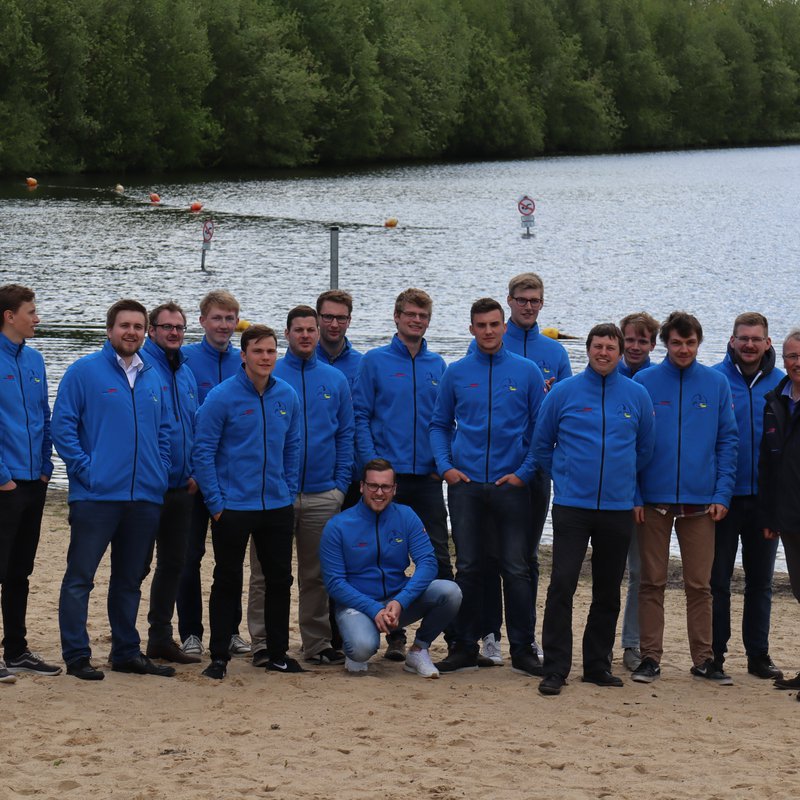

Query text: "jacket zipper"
[411, 353, 417, 473]
[675, 369, 683, 503]
[597, 375, 607, 509]
[375, 514, 388, 600]
[130, 383, 139, 500]
[300, 360, 308, 492]
[485, 355, 493, 482]
[259, 392, 267, 510]
[15, 345, 34, 478]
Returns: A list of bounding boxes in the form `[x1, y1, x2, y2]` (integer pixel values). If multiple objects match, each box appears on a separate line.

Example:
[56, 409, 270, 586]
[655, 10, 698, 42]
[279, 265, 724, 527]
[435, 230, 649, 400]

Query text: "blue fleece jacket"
[502, 320, 572, 383]
[320, 499, 438, 619]
[51, 340, 170, 504]
[273, 349, 354, 494]
[142, 338, 198, 489]
[618, 355, 652, 379]
[430, 345, 546, 483]
[533, 366, 655, 510]
[182, 337, 240, 405]
[193, 366, 301, 516]
[315, 337, 362, 389]
[353, 335, 446, 474]
[713, 346, 784, 497]
[0, 332, 53, 484]
[634, 357, 738, 506]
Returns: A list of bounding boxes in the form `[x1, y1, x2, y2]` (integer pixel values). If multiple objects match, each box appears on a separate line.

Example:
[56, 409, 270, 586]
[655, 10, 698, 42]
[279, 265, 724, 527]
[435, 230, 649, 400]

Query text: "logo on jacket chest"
[274, 400, 287, 417]
[616, 403, 633, 419]
[316, 385, 332, 401]
[692, 394, 708, 409]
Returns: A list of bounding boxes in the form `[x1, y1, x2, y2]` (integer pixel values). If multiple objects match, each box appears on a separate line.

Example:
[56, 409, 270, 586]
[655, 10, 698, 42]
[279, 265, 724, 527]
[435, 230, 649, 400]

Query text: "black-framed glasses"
[320, 314, 350, 324]
[511, 297, 542, 308]
[154, 323, 186, 333]
[783, 353, 800, 361]
[734, 336, 766, 344]
[400, 310, 430, 321]
[363, 481, 396, 493]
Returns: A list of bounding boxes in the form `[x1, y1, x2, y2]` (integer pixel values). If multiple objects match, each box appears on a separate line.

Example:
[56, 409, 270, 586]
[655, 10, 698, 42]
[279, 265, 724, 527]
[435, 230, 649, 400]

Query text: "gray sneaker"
[5, 651, 62, 676]
[181, 635, 204, 656]
[0, 659, 17, 684]
[623, 647, 642, 672]
[229, 634, 251, 657]
[631, 657, 661, 683]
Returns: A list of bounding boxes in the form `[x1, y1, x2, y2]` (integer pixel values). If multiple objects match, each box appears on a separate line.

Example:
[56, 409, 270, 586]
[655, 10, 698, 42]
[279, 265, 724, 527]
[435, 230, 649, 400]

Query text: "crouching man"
[319, 459, 461, 678]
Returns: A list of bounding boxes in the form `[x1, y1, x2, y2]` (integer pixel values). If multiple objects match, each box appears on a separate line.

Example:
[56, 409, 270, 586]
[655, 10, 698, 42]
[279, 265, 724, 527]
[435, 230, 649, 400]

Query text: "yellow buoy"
[26, 177, 38, 188]
[384, 217, 398, 228]
[542, 327, 580, 340]
[236, 319, 251, 332]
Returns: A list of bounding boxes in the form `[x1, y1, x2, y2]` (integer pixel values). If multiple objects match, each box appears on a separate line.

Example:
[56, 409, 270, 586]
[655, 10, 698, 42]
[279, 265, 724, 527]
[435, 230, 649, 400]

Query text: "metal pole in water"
[330, 226, 339, 289]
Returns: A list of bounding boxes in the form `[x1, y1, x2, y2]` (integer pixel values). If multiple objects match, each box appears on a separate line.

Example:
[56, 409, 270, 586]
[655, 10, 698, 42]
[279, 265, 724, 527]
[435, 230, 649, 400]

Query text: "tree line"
[2, 0, 799, 175]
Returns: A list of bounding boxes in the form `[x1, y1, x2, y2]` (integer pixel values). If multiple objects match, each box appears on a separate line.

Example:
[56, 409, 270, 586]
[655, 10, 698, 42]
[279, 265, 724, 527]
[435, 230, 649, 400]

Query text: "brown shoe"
[146, 640, 201, 664]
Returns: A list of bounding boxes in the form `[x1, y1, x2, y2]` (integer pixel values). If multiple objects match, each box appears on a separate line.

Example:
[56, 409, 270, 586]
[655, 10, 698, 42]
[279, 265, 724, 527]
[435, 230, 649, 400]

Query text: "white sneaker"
[481, 634, 503, 665]
[345, 656, 368, 674]
[404, 648, 440, 679]
[229, 634, 251, 657]
[181, 635, 204, 656]
[0, 659, 18, 684]
[532, 639, 544, 660]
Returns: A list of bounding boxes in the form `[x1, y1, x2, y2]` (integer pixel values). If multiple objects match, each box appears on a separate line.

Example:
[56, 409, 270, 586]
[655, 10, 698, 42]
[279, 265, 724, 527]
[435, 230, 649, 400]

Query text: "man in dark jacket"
[758, 328, 800, 696]
[711, 313, 784, 680]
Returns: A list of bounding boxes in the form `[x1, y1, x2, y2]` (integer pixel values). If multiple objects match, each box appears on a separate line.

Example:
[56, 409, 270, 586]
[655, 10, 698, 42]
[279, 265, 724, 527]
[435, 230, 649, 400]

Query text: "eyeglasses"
[400, 310, 430, 321]
[320, 314, 350, 324]
[363, 482, 396, 493]
[783, 353, 800, 361]
[511, 297, 543, 308]
[735, 336, 766, 344]
[154, 324, 186, 333]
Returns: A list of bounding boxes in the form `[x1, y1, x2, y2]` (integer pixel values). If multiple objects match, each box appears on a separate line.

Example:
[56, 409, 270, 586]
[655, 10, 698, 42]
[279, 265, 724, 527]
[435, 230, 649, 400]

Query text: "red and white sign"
[202, 220, 215, 243]
[517, 195, 535, 216]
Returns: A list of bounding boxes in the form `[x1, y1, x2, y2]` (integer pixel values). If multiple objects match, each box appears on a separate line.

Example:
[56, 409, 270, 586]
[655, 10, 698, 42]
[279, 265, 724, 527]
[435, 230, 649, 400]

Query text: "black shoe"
[631, 657, 661, 683]
[477, 654, 499, 668]
[539, 674, 566, 695]
[582, 670, 623, 687]
[773, 671, 800, 689]
[66, 657, 105, 681]
[266, 656, 307, 673]
[435, 646, 479, 673]
[511, 647, 543, 677]
[112, 653, 176, 677]
[748, 654, 783, 680]
[383, 639, 407, 662]
[5, 651, 62, 676]
[251, 649, 269, 668]
[691, 658, 733, 685]
[202, 659, 227, 680]
[305, 647, 345, 666]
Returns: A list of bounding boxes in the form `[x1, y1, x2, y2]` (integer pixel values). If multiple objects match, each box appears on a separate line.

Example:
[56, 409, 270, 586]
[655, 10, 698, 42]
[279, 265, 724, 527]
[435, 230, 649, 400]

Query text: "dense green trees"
[2, 0, 800, 173]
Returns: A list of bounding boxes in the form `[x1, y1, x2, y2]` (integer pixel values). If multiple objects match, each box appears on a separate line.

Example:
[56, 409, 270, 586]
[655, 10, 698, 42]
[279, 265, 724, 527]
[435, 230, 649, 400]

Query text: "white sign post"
[518, 195, 535, 238]
[201, 220, 214, 271]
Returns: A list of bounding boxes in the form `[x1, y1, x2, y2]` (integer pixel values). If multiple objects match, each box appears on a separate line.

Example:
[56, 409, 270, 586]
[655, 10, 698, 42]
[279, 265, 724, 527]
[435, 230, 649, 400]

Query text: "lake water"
[2, 145, 798, 569]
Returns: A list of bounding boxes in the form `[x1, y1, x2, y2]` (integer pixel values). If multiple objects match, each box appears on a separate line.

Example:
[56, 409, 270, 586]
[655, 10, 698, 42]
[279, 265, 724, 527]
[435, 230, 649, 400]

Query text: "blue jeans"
[620, 524, 640, 649]
[59, 500, 162, 665]
[448, 480, 533, 655]
[481, 468, 549, 640]
[711, 495, 779, 659]
[335, 580, 462, 662]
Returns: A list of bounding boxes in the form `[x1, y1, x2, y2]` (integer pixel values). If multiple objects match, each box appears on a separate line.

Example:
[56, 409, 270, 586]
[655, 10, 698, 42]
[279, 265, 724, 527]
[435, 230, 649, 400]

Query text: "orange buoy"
[149, 192, 161, 204]
[384, 217, 398, 228]
[26, 177, 38, 188]
[190, 201, 203, 212]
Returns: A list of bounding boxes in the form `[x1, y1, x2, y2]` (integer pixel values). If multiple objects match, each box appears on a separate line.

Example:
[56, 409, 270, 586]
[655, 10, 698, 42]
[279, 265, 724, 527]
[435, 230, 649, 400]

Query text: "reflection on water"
[3, 146, 798, 570]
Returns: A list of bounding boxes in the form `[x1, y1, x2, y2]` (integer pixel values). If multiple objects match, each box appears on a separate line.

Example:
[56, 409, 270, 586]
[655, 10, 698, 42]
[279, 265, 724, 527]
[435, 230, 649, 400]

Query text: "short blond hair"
[199, 290, 239, 316]
[508, 272, 543, 296]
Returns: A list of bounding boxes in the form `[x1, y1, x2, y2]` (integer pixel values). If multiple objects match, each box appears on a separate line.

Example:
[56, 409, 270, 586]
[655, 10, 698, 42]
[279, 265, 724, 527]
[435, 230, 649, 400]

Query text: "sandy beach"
[2, 490, 798, 800]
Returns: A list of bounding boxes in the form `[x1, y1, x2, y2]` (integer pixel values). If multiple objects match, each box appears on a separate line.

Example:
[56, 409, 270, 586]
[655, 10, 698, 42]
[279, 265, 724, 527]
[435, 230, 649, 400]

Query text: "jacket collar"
[0, 331, 24, 357]
[143, 337, 187, 371]
[282, 348, 317, 371]
[583, 364, 620, 385]
[235, 362, 276, 395]
[389, 333, 428, 358]
[471, 343, 509, 366]
[505, 319, 539, 343]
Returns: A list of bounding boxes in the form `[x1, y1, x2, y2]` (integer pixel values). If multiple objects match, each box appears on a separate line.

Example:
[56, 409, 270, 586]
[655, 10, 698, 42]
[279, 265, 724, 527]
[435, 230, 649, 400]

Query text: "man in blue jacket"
[248, 306, 354, 667]
[430, 297, 546, 675]
[53, 299, 173, 680]
[0, 284, 60, 683]
[616, 311, 660, 673]
[177, 290, 249, 659]
[194, 325, 302, 680]
[535, 324, 655, 696]
[140, 302, 200, 665]
[479, 273, 573, 667]
[711, 312, 784, 680]
[353, 288, 450, 661]
[632, 311, 738, 685]
[320, 458, 461, 677]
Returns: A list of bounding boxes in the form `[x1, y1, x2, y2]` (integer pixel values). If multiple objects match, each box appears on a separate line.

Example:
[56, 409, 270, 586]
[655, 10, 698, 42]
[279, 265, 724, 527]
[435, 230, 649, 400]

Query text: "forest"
[2, 0, 799, 173]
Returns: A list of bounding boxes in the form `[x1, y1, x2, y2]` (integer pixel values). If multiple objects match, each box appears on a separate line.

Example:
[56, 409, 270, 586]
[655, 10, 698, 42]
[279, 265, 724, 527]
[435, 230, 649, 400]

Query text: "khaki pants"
[637, 506, 714, 667]
[248, 489, 343, 658]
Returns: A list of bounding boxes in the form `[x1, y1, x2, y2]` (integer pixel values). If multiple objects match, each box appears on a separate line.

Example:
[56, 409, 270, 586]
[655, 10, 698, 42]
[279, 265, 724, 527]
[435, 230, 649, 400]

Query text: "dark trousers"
[448, 480, 533, 656]
[208, 506, 294, 662]
[0, 480, 47, 659]
[481, 469, 550, 640]
[542, 505, 632, 679]
[177, 491, 242, 642]
[59, 500, 162, 665]
[711, 495, 779, 659]
[143, 487, 194, 647]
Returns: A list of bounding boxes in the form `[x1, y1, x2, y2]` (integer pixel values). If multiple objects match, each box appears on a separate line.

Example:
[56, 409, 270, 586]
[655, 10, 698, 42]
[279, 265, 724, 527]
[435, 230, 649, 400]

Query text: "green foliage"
[2, 0, 800, 173]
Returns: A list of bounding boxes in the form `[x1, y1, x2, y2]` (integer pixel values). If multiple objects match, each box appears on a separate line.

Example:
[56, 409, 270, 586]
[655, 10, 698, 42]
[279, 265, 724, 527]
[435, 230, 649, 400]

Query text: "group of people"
[1, 275, 798, 701]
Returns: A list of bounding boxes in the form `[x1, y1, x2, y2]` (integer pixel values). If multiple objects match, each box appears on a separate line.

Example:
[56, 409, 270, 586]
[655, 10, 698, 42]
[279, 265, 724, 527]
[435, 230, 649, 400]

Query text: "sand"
[2, 490, 798, 800]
